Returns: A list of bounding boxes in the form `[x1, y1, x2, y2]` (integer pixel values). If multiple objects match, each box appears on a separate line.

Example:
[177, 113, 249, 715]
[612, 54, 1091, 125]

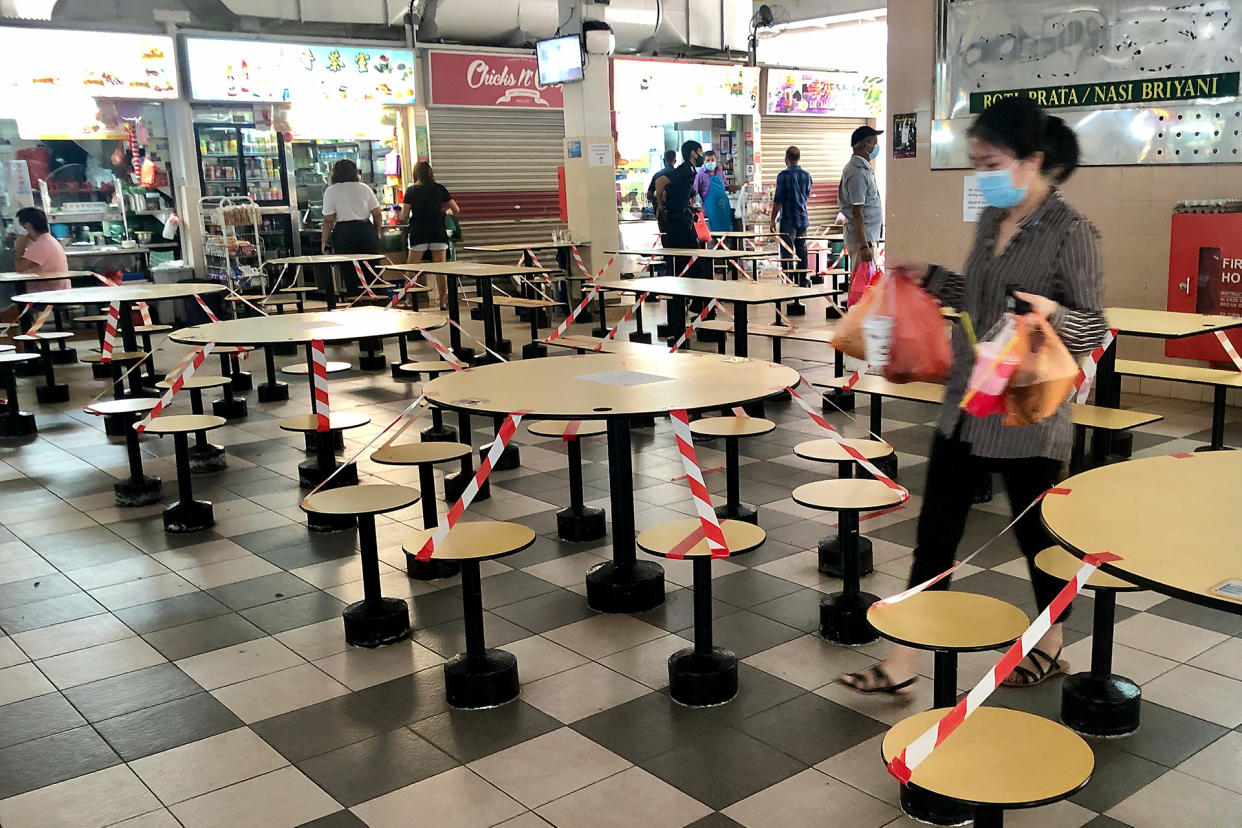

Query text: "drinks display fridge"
[194, 121, 289, 206]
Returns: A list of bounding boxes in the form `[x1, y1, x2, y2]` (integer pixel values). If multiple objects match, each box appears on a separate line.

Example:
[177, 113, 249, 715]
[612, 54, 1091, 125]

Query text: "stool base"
[786, 301, 806, 317]
[404, 552, 462, 581]
[104, 416, 128, 437]
[343, 597, 411, 648]
[522, 342, 547, 360]
[307, 511, 356, 533]
[821, 388, 855, 412]
[480, 443, 520, 472]
[358, 354, 387, 372]
[444, 649, 520, 709]
[164, 499, 214, 534]
[50, 349, 78, 365]
[189, 444, 227, 474]
[586, 560, 665, 613]
[629, 331, 653, 344]
[299, 459, 357, 490]
[230, 372, 253, 392]
[304, 431, 346, 453]
[212, 398, 248, 420]
[421, 423, 458, 443]
[818, 536, 874, 579]
[714, 502, 758, 526]
[1061, 672, 1141, 737]
[36, 384, 70, 404]
[444, 470, 490, 503]
[257, 382, 289, 403]
[0, 412, 38, 438]
[900, 783, 973, 826]
[92, 363, 112, 380]
[669, 647, 738, 707]
[114, 475, 162, 507]
[820, 590, 880, 644]
[557, 506, 606, 543]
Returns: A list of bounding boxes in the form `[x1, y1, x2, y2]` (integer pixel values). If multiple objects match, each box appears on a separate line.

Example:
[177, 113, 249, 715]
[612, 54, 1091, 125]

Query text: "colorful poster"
[0, 28, 177, 100]
[427, 51, 563, 108]
[612, 59, 759, 117]
[184, 38, 416, 105]
[765, 70, 883, 118]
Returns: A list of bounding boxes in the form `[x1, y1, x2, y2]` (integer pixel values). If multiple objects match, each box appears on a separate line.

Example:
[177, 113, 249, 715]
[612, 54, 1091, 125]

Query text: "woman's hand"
[1014, 291, 1059, 318]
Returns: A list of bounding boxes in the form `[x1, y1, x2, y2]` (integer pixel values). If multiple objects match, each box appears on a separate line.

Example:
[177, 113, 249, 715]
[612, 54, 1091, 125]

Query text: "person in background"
[646, 149, 678, 222]
[733, 178, 751, 231]
[320, 159, 382, 256]
[839, 125, 884, 266]
[695, 150, 733, 233]
[770, 146, 813, 276]
[14, 207, 70, 291]
[660, 140, 709, 282]
[400, 161, 461, 311]
[839, 98, 1107, 695]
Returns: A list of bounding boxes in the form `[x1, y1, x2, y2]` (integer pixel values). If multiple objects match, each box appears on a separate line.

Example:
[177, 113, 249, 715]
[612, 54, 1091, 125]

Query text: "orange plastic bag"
[1004, 314, 1079, 426]
[833, 274, 883, 361]
[848, 260, 880, 306]
[885, 273, 952, 383]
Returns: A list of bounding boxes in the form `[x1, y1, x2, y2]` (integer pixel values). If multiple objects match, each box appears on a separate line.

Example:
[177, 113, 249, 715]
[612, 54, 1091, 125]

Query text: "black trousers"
[908, 428, 1068, 613]
[664, 211, 709, 280]
[779, 225, 808, 284]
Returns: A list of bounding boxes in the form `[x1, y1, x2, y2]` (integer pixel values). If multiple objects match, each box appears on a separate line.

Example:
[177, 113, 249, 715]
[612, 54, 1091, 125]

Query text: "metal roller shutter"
[426, 108, 565, 262]
[759, 115, 869, 229]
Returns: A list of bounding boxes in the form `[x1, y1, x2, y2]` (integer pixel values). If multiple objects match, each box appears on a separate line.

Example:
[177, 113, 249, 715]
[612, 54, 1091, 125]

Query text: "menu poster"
[185, 38, 416, 105]
[612, 59, 759, 117]
[0, 28, 177, 100]
[765, 70, 882, 118]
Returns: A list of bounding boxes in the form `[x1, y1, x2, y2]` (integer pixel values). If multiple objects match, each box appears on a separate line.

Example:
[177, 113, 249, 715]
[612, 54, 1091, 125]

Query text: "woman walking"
[840, 97, 1108, 694]
[400, 162, 461, 311]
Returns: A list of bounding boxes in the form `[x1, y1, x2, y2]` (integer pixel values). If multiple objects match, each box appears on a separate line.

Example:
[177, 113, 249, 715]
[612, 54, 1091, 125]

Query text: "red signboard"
[428, 50, 563, 109]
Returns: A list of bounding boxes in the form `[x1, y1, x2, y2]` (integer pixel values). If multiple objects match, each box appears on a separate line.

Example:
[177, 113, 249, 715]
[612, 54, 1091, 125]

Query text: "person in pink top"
[14, 207, 70, 291]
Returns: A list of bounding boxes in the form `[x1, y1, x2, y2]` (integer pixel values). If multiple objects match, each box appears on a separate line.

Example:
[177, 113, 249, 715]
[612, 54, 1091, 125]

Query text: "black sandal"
[1001, 646, 1066, 688]
[839, 665, 919, 696]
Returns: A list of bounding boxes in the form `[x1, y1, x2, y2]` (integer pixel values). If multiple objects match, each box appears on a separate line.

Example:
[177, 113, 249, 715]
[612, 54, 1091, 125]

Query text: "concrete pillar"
[558, 1, 619, 273]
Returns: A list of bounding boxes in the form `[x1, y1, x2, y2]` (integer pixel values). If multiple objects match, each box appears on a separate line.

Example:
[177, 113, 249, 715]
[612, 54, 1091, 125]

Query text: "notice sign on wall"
[969, 72, 1240, 113]
[963, 177, 987, 223]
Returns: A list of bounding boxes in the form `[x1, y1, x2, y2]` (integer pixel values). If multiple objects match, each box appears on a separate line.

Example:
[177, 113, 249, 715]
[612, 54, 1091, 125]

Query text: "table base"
[557, 506, 606, 543]
[0, 411, 37, 438]
[404, 553, 462, 581]
[343, 597, 411, 648]
[257, 382, 289, 403]
[821, 389, 855, 412]
[164, 499, 214, 534]
[307, 511, 356, 533]
[445, 649, 520, 710]
[1061, 673, 1141, 737]
[586, 560, 665, 613]
[444, 470, 490, 503]
[899, 784, 973, 827]
[629, 331, 653, 344]
[189, 444, 227, 474]
[230, 371, 253, 392]
[786, 301, 806, 316]
[669, 647, 738, 707]
[522, 342, 547, 360]
[420, 421, 458, 443]
[820, 590, 880, 644]
[714, 502, 758, 526]
[212, 397, 248, 421]
[818, 536, 873, 579]
[479, 443, 520, 472]
[36, 384, 70, 405]
[115, 475, 162, 507]
[50, 349, 78, 365]
[298, 459, 357, 490]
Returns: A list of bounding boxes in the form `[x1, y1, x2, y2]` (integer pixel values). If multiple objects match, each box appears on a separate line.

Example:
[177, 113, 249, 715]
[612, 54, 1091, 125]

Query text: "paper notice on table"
[963, 176, 987, 223]
[1210, 579, 1242, 603]
[577, 370, 673, 387]
[588, 143, 612, 167]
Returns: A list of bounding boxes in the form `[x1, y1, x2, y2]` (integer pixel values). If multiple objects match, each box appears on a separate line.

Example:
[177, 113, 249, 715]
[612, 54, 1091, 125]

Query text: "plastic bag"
[885, 272, 952, 383]
[833, 273, 884, 361]
[961, 316, 1024, 418]
[848, 260, 880, 306]
[1004, 314, 1079, 426]
[693, 210, 711, 243]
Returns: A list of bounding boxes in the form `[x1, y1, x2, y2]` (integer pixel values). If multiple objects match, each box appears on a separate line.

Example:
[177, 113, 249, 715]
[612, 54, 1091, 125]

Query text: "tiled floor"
[1, 298, 1241, 827]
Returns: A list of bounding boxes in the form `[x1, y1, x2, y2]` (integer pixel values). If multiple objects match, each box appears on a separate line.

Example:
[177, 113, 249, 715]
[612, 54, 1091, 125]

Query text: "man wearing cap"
[839, 125, 884, 265]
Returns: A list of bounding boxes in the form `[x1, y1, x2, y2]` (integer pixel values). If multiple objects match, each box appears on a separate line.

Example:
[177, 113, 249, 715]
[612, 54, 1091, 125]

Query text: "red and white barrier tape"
[387, 273, 424, 308]
[353, 261, 381, 299]
[1072, 328, 1118, 404]
[887, 550, 1121, 784]
[673, 255, 700, 279]
[301, 395, 429, 501]
[669, 298, 719, 352]
[594, 292, 649, 351]
[786, 382, 908, 502]
[194, 295, 220, 323]
[569, 245, 592, 279]
[545, 283, 601, 344]
[842, 369, 865, 390]
[563, 420, 582, 441]
[524, 248, 545, 269]
[137, 302, 153, 326]
[415, 412, 526, 560]
[310, 339, 330, 432]
[418, 328, 467, 371]
[26, 306, 53, 334]
[1216, 330, 1242, 372]
[263, 264, 291, 302]
[668, 408, 730, 558]
[100, 301, 121, 362]
[135, 344, 215, 433]
[446, 317, 508, 364]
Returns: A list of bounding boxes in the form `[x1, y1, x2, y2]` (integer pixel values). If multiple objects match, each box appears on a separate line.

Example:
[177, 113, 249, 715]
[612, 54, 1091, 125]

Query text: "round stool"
[279, 412, 371, 495]
[83, 350, 153, 427]
[303, 484, 421, 647]
[156, 375, 232, 473]
[201, 350, 248, 420]
[794, 437, 895, 578]
[689, 415, 776, 525]
[10, 332, 43, 377]
[402, 521, 537, 709]
[528, 420, 608, 542]
[882, 707, 1094, 827]
[869, 592, 1030, 825]
[280, 360, 351, 377]
[140, 414, 227, 533]
[370, 440, 473, 580]
[0, 353, 40, 437]
[1035, 546, 1143, 737]
[86, 398, 163, 506]
[395, 361, 458, 442]
[792, 478, 905, 644]
[636, 518, 766, 706]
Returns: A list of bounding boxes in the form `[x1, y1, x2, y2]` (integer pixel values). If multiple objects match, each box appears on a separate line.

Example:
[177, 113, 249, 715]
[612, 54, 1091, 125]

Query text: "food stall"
[0, 27, 183, 282]
[182, 36, 417, 262]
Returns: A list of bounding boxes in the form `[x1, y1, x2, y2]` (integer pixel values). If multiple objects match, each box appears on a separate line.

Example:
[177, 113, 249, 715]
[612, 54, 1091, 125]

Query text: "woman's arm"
[399, 204, 411, 224]
[1045, 217, 1108, 354]
[371, 207, 383, 232]
[444, 199, 461, 215]
[320, 214, 336, 251]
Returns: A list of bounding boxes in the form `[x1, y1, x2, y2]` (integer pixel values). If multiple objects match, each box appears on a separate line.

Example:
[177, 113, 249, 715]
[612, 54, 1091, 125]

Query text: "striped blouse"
[925, 190, 1108, 461]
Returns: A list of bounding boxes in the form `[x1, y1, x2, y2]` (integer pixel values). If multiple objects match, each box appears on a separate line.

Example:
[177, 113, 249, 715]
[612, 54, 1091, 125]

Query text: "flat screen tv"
[536, 34, 584, 86]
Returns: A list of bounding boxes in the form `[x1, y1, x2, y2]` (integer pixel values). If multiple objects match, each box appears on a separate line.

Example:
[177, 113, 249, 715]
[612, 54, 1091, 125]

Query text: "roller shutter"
[426, 108, 565, 262]
[759, 115, 870, 230]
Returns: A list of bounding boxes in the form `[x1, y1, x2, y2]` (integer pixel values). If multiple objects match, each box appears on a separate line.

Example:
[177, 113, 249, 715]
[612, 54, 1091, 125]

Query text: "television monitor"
[536, 35, 584, 86]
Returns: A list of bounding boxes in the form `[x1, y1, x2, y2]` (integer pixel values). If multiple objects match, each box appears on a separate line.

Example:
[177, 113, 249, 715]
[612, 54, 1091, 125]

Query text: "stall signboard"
[427, 51, 563, 109]
[765, 70, 881, 118]
[613, 59, 759, 117]
[0, 28, 177, 99]
[184, 38, 416, 105]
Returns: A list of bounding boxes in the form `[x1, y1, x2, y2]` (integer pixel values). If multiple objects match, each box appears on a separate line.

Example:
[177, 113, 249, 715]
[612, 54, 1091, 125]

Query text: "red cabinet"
[1166, 211, 1242, 362]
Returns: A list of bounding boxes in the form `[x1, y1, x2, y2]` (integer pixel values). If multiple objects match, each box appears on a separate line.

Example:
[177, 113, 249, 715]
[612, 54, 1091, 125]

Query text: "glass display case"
[195, 121, 289, 206]
[290, 139, 395, 208]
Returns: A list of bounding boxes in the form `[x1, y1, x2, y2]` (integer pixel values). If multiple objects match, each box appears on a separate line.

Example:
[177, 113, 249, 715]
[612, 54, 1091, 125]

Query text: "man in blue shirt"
[770, 146, 813, 284]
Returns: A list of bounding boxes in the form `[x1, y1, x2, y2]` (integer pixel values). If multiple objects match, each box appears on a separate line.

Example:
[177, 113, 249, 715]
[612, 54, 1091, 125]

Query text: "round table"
[266, 254, 388, 310]
[424, 350, 798, 612]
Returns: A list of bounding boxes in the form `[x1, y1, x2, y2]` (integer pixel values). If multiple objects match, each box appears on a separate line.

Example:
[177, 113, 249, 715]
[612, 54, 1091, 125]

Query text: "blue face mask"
[704, 161, 717, 171]
[869, 143, 880, 160]
[975, 168, 1027, 209]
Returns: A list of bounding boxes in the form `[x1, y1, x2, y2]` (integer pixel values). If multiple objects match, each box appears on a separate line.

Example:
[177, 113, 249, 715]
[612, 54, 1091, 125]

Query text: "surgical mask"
[704, 161, 717, 171]
[869, 143, 880, 160]
[975, 168, 1027, 209]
